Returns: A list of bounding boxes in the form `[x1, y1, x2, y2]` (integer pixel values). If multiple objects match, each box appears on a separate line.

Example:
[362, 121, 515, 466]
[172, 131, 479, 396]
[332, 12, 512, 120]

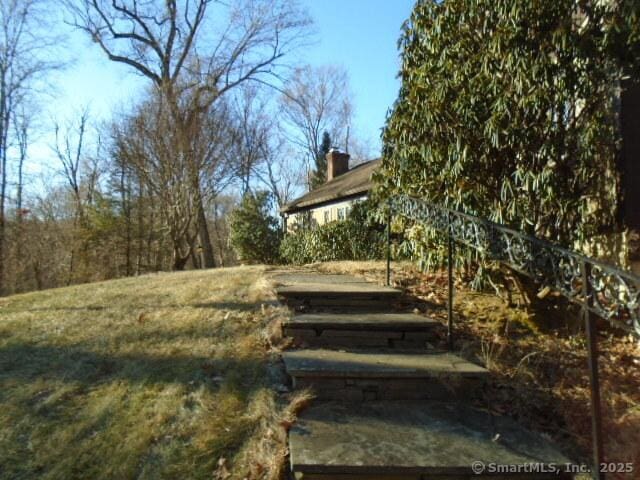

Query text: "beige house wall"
[286, 195, 366, 233]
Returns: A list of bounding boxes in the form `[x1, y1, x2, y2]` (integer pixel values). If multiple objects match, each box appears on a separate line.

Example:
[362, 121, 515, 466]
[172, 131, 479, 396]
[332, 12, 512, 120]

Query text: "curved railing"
[388, 194, 640, 336]
[385, 194, 640, 479]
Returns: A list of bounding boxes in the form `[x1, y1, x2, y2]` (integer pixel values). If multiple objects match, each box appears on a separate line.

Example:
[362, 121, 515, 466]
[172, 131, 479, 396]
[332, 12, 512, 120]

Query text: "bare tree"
[54, 108, 90, 218]
[109, 125, 168, 275]
[112, 88, 239, 270]
[65, 0, 311, 268]
[53, 107, 98, 283]
[279, 64, 354, 188]
[6, 105, 30, 292]
[20, 184, 81, 291]
[210, 194, 237, 267]
[232, 86, 270, 194]
[255, 136, 304, 208]
[13, 105, 29, 219]
[0, 0, 60, 293]
[227, 85, 306, 208]
[347, 131, 378, 165]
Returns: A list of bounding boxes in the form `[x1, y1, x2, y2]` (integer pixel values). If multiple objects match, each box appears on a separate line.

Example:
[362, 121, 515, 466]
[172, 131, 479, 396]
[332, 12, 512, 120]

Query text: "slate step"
[283, 313, 440, 349]
[273, 273, 372, 285]
[289, 401, 572, 479]
[276, 284, 402, 311]
[273, 273, 402, 312]
[283, 349, 488, 401]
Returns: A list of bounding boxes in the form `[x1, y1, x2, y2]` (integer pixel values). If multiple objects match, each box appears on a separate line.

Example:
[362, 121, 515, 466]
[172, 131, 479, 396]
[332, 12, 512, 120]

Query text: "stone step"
[283, 349, 487, 401]
[284, 313, 441, 349]
[276, 284, 402, 312]
[289, 401, 572, 479]
[274, 273, 402, 312]
[273, 273, 372, 285]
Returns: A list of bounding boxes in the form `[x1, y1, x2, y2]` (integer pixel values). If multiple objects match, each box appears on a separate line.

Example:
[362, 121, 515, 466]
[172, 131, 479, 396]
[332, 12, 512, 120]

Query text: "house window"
[324, 210, 330, 223]
[337, 207, 346, 220]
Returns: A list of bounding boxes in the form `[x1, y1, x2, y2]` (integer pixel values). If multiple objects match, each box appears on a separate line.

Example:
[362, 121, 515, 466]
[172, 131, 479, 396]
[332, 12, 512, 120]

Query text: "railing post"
[386, 211, 391, 287]
[447, 212, 454, 351]
[582, 261, 604, 479]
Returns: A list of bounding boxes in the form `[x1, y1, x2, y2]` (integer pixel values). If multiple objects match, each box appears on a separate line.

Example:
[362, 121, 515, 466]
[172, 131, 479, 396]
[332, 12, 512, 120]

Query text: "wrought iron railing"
[387, 194, 640, 335]
[385, 194, 640, 480]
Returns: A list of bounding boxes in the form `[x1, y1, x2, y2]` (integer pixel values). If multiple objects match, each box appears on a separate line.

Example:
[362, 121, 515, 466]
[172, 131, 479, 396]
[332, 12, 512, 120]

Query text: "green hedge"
[377, 0, 640, 250]
[280, 201, 385, 264]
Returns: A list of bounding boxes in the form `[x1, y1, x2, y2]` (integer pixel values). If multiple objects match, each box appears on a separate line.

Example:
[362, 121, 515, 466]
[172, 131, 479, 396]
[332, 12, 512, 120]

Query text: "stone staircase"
[284, 349, 486, 401]
[276, 283, 401, 311]
[283, 312, 440, 349]
[274, 272, 572, 480]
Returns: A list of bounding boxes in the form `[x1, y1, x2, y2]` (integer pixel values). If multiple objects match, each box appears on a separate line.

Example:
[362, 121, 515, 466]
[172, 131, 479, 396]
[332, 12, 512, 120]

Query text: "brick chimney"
[326, 148, 350, 182]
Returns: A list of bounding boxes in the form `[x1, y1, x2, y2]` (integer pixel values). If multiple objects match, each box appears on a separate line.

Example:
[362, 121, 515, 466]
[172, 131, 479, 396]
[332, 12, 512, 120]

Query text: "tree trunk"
[121, 163, 132, 276]
[68, 245, 75, 285]
[213, 201, 226, 267]
[196, 196, 216, 268]
[190, 247, 201, 269]
[147, 199, 155, 271]
[0, 78, 6, 296]
[172, 234, 194, 271]
[136, 177, 144, 275]
[33, 261, 43, 290]
[0, 108, 8, 296]
[14, 121, 26, 292]
[173, 249, 189, 270]
[17, 142, 23, 219]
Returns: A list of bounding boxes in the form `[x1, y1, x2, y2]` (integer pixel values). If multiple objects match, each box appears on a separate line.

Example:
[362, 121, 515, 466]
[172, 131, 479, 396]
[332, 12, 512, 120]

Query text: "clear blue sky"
[300, 0, 414, 152]
[33, 0, 414, 171]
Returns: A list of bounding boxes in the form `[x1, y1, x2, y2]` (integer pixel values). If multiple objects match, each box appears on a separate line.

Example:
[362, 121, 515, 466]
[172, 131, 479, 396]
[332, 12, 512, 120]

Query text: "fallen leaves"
[321, 261, 640, 474]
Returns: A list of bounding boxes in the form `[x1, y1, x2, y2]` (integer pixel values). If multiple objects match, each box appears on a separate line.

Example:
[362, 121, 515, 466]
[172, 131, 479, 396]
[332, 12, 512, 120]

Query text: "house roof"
[281, 159, 380, 214]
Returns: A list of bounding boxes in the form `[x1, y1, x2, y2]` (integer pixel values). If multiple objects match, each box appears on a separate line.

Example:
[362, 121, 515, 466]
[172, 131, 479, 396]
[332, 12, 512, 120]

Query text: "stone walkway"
[273, 271, 572, 480]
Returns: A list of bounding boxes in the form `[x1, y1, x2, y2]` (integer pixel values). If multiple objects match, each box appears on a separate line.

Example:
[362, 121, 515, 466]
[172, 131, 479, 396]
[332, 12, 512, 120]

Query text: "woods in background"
[0, 0, 369, 295]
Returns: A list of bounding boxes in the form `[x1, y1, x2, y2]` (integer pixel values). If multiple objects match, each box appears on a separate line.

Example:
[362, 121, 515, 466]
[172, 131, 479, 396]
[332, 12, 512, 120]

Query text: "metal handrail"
[385, 194, 640, 479]
[387, 194, 640, 335]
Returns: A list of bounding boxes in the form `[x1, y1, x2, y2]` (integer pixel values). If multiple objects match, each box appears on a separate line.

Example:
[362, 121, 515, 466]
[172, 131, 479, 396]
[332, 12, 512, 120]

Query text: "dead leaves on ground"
[325, 262, 639, 473]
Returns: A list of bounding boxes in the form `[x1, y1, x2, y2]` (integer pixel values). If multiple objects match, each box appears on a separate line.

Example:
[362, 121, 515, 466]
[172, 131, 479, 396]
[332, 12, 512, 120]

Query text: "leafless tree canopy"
[61, 0, 311, 269]
[0, 0, 367, 295]
[65, 0, 311, 96]
[0, 0, 62, 293]
[111, 87, 241, 269]
[280, 64, 353, 163]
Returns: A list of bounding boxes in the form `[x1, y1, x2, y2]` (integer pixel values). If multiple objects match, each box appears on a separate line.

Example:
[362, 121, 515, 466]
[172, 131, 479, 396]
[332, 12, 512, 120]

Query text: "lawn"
[0, 266, 307, 480]
[2, 261, 637, 479]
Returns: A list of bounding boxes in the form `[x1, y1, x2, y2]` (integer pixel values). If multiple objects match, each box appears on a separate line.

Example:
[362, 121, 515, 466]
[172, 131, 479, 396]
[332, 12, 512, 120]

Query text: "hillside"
[2, 263, 638, 479]
[0, 267, 306, 480]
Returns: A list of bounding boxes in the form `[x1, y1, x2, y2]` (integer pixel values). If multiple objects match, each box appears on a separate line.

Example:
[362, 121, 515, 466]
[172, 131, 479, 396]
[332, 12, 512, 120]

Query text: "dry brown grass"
[318, 261, 640, 478]
[0, 266, 307, 480]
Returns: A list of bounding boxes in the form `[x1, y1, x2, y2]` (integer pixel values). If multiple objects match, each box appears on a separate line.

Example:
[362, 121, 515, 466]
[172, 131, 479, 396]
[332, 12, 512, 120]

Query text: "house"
[280, 149, 380, 233]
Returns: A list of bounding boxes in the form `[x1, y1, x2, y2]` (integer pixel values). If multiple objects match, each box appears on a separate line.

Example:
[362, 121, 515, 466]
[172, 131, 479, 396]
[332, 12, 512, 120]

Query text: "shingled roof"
[281, 159, 380, 214]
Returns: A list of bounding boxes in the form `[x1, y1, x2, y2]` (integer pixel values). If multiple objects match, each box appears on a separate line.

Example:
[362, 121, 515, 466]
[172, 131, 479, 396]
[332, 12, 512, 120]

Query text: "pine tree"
[311, 131, 331, 189]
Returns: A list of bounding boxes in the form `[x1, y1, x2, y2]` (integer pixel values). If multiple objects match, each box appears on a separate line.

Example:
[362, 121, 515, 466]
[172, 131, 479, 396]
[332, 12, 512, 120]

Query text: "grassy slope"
[0, 266, 302, 480]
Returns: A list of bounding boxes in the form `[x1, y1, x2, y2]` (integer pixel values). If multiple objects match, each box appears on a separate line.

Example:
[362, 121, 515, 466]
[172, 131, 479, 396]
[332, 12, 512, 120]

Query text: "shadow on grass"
[17, 306, 108, 312]
[19, 300, 273, 314]
[0, 342, 267, 392]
